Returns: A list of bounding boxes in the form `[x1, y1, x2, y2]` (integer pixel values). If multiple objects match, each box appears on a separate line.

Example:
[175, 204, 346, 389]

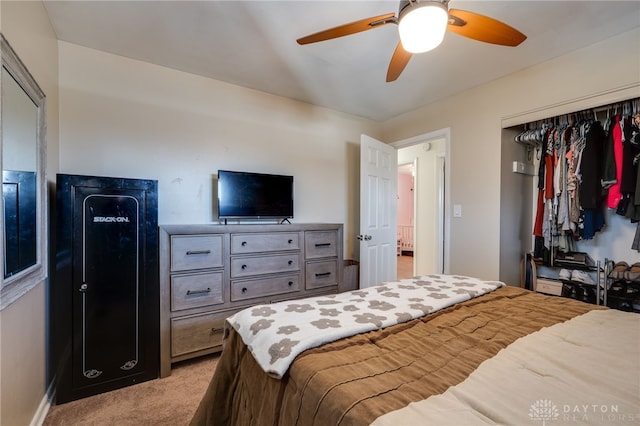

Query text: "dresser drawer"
[171, 271, 224, 311]
[230, 232, 300, 254]
[171, 310, 235, 357]
[306, 259, 338, 289]
[231, 274, 301, 301]
[230, 253, 300, 278]
[171, 235, 223, 271]
[305, 230, 338, 259]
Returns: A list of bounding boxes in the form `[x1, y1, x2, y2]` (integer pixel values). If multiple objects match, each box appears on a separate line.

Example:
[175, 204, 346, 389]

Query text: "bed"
[190, 274, 640, 425]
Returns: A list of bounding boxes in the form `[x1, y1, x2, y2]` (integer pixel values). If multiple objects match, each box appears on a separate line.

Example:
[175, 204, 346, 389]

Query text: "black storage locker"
[52, 174, 159, 403]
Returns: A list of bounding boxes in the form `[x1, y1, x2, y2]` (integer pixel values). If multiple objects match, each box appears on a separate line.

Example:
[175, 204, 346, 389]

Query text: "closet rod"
[523, 97, 639, 128]
[514, 97, 639, 146]
[591, 101, 635, 114]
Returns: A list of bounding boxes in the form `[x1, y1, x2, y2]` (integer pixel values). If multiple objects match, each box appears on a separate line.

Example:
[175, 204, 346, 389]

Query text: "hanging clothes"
[542, 128, 557, 249]
[580, 121, 605, 208]
[621, 113, 640, 224]
[633, 113, 640, 233]
[602, 117, 617, 188]
[620, 115, 637, 194]
[607, 115, 624, 209]
[533, 153, 545, 238]
[556, 127, 572, 233]
[532, 132, 548, 261]
[579, 121, 606, 240]
[518, 98, 640, 257]
[566, 126, 583, 228]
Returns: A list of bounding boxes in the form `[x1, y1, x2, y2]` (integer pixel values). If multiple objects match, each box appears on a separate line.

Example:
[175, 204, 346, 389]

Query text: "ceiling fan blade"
[386, 42, 412, 82]
[297, 13, 396, 45]
[447, 9, 526, 47]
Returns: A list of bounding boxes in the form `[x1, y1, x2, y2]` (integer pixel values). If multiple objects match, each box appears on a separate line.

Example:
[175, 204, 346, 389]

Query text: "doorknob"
[357, 235, 372, 241]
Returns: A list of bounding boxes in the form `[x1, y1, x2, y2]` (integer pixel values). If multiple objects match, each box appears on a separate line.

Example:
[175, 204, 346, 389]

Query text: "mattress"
[190, 277, 637, 426]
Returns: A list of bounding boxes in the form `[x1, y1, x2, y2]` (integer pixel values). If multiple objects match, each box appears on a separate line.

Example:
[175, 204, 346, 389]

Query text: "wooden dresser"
[159, 223, 343, 377]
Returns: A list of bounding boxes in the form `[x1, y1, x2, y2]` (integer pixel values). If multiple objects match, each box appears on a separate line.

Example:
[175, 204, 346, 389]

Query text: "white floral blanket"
[226, 274, 504, 379]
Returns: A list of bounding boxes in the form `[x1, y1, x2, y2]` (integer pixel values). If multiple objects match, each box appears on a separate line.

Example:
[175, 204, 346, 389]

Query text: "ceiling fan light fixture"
[398, 1, 448, 54]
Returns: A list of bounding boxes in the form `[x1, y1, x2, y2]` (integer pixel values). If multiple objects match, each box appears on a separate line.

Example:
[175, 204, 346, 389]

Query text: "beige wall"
[58, 41, 381, 260]
[0, 1, 59, 425]
[382, 28, 640, 281]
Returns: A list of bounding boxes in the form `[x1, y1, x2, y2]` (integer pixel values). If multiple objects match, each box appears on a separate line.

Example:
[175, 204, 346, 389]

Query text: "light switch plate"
[453, 204, 462, 218]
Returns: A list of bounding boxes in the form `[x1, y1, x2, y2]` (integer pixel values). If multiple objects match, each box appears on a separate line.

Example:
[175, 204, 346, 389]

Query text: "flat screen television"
[217, 170, 294, 220]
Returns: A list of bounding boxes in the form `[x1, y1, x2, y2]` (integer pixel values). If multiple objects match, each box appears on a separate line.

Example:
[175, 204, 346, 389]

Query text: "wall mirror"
[1, 34, 47, 310]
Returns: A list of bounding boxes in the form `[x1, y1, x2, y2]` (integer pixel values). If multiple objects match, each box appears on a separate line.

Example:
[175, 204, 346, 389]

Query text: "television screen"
[217, 170, 294, 219]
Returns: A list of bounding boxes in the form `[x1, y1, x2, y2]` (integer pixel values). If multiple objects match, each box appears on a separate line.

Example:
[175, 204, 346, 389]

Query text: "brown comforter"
[190, 286, 603, 426]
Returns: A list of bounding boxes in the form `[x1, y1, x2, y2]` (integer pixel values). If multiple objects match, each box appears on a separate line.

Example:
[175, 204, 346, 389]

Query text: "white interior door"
[359, 134, 397, 288]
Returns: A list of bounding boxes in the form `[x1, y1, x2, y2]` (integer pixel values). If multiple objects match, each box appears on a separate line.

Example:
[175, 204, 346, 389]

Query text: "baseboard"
[30, 377, 55, 426]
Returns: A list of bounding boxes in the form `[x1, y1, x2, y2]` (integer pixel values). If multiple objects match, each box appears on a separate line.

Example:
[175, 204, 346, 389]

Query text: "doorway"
[394, 129, 449, 276]
[397, 163, 415, 279]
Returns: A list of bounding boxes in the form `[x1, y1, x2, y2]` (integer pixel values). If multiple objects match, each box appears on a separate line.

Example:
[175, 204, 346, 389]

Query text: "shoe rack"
[605, 259, 640, 313]
[535, 253, 603, 306]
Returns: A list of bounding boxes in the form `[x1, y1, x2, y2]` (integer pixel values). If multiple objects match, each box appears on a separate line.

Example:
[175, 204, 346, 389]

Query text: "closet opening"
[500, 97, 639, 307]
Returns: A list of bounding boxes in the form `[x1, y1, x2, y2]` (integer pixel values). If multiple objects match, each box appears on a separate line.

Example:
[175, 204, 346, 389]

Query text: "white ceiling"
[42, 1, 640, 121]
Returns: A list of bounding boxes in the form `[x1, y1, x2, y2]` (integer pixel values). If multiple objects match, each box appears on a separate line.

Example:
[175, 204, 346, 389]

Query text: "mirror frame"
[0, 33, 48, 310]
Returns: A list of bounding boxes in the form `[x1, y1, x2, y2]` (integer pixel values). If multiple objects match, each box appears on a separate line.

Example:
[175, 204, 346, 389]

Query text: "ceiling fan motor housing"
[397, 0, 450, 53]
[398, 0, 449, 16]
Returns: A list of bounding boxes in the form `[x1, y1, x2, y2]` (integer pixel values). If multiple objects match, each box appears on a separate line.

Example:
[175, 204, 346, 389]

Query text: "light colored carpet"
[43, 354, 219, 426]
[43, 261, 411, 425]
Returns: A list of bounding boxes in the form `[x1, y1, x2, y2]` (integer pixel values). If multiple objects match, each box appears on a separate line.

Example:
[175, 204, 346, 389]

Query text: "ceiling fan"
[296, 0, 527, 82]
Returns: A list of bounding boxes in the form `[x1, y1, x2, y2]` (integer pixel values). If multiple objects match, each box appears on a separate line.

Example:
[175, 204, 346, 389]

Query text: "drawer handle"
[288, 239, 293, 244]
[186, 288, 211, 296]
[211, 327, 224, 335]
[288, 281, 293, 287]
[241, 264, 248, 270]
[315, 243, 331, 247]
[288, 260, 293, 265]
[186, 250, 211, 256]
[241, 241, 247, 246]
[242, 287, 248, 294]
[315, 272, 331, 278]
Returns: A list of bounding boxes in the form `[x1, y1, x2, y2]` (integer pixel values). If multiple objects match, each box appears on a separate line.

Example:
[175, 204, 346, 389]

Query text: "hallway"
[397, 254, 414, 280]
